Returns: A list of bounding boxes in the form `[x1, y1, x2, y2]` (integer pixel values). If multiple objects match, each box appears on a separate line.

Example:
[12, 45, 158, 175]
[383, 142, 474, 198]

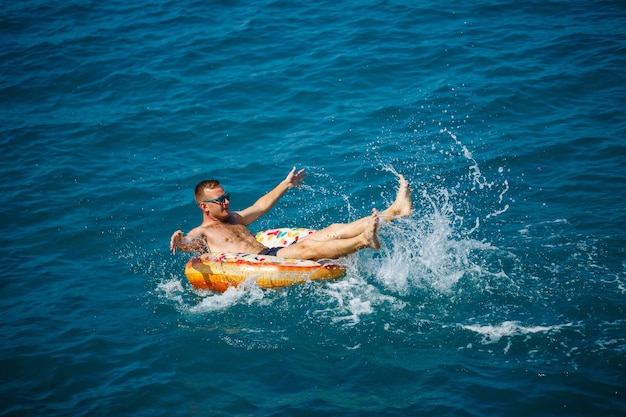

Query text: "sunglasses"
[202, 192, 230, 204]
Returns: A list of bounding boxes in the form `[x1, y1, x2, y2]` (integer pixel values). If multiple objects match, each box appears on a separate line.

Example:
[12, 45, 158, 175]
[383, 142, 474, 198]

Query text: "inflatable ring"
[185, 228, 346, 292]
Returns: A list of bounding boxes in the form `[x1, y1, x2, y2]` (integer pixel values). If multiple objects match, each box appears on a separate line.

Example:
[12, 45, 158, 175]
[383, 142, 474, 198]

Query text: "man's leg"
[300, 174, 413, 242]
[304, 216, 372, 242]
[379, 174, 412, 222]
[277, 210, 380, 260]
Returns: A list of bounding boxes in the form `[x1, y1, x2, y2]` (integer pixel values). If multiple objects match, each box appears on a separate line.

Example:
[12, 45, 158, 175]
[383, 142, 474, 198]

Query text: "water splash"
[364, 188, 500, 295]
[367, 130, 511, 295]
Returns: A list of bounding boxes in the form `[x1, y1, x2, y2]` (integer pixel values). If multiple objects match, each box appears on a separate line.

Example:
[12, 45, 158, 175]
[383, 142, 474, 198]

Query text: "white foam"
[155, 276, 186, 305]
[460, 321, 570, 344]
[188, 283, 269, 313]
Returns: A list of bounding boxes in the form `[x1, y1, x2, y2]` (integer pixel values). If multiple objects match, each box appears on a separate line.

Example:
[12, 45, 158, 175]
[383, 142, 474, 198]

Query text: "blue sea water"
[2, 0, 626, 415]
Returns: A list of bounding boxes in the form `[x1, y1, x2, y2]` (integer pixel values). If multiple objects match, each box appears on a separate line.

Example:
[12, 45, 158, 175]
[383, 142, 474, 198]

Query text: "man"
[170, 167, 412, 260]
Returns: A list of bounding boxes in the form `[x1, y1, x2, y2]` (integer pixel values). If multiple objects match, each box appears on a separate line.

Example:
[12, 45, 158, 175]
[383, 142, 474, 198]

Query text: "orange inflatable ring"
[184, 228, 346, 292]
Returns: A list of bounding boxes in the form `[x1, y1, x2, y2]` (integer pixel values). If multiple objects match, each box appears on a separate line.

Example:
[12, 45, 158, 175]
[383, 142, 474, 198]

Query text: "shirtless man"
[169, 167, 412, 260]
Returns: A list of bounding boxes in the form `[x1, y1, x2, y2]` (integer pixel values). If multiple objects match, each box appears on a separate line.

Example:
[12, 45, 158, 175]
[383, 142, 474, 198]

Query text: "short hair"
[194, 180, 220, 204]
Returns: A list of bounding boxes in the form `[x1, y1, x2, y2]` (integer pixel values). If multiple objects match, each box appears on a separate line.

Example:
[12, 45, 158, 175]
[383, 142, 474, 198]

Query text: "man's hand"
[285, 167, 306, 188]
[170, 230, 184, 254]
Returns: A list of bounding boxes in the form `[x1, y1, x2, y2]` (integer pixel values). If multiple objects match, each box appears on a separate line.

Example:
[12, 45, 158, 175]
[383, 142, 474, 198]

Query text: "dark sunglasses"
[202, 192, 230, 204]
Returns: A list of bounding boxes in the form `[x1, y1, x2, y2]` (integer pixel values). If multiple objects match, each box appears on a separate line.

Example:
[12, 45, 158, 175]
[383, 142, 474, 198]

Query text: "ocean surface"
[2, 0, 625, 415]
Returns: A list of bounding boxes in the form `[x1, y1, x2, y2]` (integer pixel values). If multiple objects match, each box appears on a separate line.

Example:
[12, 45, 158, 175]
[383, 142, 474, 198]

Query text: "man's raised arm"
[235, 167, 306, 226]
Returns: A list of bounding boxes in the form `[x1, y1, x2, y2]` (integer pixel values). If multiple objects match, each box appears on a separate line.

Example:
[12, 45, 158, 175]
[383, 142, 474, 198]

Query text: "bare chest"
[204, 222, 265, 253]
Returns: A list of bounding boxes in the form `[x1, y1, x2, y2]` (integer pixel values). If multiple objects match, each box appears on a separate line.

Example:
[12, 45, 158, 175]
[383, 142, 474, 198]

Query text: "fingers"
[296, 168, 306, 183]
[286, 167, 306, 187]
[285, 166, 296, 183]
[170, 230, 182, 254]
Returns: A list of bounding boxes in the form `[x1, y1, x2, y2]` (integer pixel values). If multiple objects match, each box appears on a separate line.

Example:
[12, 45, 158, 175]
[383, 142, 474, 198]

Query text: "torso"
[192, 217, 266, 254]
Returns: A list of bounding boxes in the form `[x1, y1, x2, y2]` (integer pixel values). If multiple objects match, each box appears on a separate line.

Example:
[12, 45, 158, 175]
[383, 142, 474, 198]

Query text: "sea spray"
[365, 129, 511, 296]
[363, 186, 500, 295]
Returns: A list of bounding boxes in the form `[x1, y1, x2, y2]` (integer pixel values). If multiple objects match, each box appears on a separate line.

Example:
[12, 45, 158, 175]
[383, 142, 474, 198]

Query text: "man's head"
[194, 180, 220, 204]
[195, 180, 231, 219]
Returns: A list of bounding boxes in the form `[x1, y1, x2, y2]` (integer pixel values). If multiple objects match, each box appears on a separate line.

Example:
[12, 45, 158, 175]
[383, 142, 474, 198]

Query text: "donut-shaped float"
[185, 228, 346, 292]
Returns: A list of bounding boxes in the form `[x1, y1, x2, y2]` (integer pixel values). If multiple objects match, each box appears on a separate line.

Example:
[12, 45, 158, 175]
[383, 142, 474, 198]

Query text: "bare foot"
[381, 174, 412, 221]
[364, 209, 381, 249]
